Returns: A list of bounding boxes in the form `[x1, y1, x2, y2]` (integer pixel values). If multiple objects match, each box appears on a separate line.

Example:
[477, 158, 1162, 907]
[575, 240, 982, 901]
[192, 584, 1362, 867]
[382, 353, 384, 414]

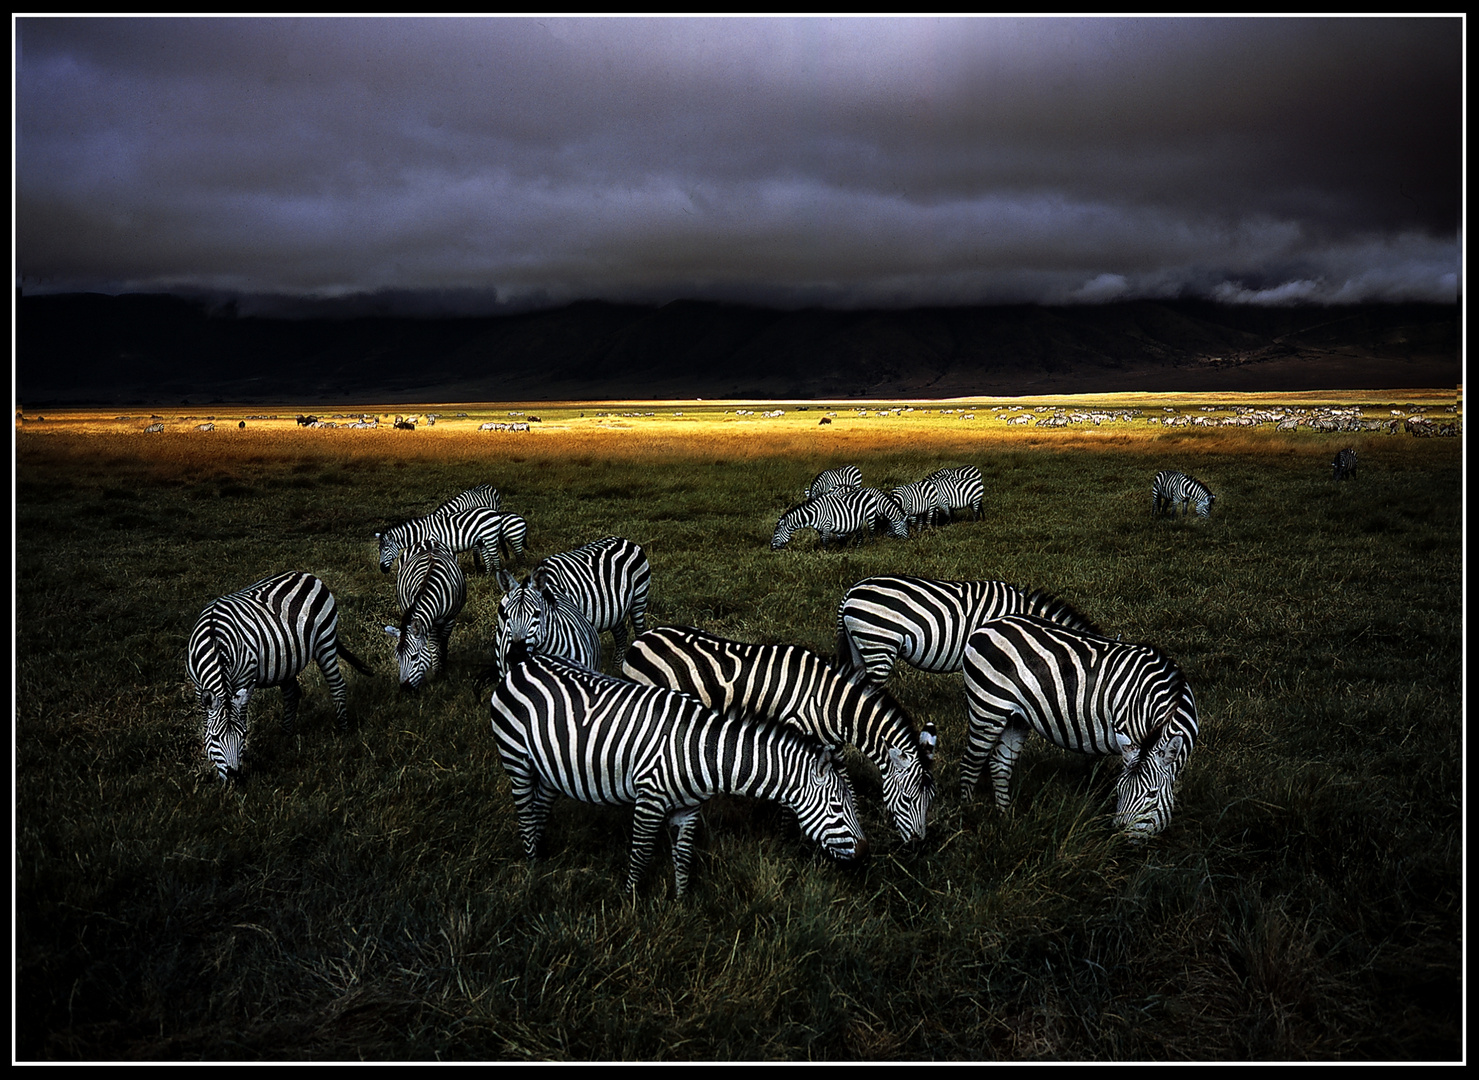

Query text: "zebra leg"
[987, 722, 1030, 814]
[627, 795, 673, 895]
[280, 678, 302, 736]
[960, 690, 1010, 801]
[509, 774, 557, 861]
[318, 653, 351, 732]
[668, 806, 704, 898]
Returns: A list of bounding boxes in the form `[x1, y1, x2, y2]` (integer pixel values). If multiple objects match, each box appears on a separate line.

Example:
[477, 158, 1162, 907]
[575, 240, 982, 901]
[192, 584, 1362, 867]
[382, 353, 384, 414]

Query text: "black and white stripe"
[529, 536, 651, 659]
[889, 478, 946, 532]
[1331, 448, 1357, 481]
[961, 615, 1198, 838]
[488, 653, 868, 896]
[924, 465, 984, 522]
[376, 507, 527, 573]
[493, 569, 603, 676]
[429, 483, 501, 517]
[805, 465, 863, 500]
[771, 488, 909, 550]
[187, 571, 372, 780]
[1151, 470, 1216, 518]
[383, 539, 467, 689]
[837, 575, 1101, 684]
[622, 625, 937, 843]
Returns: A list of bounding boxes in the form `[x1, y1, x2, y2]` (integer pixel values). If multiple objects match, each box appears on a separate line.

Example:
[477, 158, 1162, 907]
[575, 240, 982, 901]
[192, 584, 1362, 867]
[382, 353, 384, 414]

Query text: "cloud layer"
[16, 17, 1463, 310]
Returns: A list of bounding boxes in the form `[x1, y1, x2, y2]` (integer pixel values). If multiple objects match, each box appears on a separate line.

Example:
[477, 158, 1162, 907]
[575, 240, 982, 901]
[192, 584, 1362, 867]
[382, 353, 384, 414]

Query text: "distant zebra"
[375, 507, 527, 574]
[837, 575, 1101, 684]
[429, 483, 501, 517]
[623, 626, 937, 843]
[489, 653, 867, 896]
[493, 568, 603, 677]
[1151, 470, 1216, 518]
[805, 465, 863, 500]
[961, 615, 1198, 838]
[924, 465, 984, 522]
[1332, 448, 1357, 481]
[889, 478, 946, 532]
[528, 536, 651, 659]
[383, 539, 467, 689]
[187, 572, 372, 781]
[772, 488, 909, 550]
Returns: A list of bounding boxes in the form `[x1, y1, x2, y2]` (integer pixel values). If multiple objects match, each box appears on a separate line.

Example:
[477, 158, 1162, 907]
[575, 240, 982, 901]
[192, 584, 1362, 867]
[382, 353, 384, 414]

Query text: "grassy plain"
[14, 393, 1463, 1061]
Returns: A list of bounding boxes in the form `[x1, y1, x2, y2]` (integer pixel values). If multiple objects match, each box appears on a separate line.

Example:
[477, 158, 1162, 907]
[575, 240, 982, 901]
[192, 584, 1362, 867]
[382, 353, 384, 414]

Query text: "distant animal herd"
[186, 449, 1365, 896]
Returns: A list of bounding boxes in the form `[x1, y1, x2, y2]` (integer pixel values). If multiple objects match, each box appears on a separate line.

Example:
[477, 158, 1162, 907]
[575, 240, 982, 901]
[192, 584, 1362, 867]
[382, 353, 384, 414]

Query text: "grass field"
[14, 393, 1463, 1061]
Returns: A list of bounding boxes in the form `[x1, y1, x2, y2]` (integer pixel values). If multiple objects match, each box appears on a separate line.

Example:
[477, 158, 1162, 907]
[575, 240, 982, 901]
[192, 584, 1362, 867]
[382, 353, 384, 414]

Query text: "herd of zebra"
[187, 464, 1210, 898]
[772, 465, 986, 549]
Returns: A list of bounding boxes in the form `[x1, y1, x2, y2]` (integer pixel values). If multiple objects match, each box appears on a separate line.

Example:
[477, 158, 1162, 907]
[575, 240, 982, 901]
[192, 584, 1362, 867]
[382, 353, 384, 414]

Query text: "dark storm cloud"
[15, 16, 1463, 309]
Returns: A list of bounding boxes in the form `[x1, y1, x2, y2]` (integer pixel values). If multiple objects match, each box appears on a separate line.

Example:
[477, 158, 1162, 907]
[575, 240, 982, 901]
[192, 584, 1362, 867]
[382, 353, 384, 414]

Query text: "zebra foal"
[383, 539, 467, 689]
[622, 626, 936, 843]
[1151, 470, 1216, 518]
[489, 654, 867, 897]
[837, 575, 1100, 684]
[961, 615, 1198, 838]
[187, 571, 372, 781]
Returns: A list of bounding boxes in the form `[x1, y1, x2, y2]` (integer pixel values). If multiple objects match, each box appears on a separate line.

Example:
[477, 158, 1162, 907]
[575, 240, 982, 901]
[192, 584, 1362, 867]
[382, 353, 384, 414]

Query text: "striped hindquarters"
[890, 478, 946, 531]
[429, 483, 500, 517]
[924, 465, 984, 521]
[961, 615, 1197, 837]
[805, 465, 863, 500]
[386, 539, 467, 688]
[530, 536, 650, 657]
[1151, 470, 1215, 518]
[377, 506, 524, 572]
[622, 625, 935, 843]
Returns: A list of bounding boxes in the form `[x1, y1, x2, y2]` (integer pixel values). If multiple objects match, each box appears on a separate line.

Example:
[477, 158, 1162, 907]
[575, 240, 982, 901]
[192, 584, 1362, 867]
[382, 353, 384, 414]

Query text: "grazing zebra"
[889, 478, 947, 532]
[805, 465, 863, 500]
[375, 507, 527, 574]
[493, 569, 603, 677]
[836, 575, 1101, 684]
[961, 615, 1198, 838]
[187, 572, 372, 781]
[383, 539, 467, 689]
[429, 483, 501, 517]
[924, 465, 984, 522]
[489, 653, 867, 897]
[622, 626, 937, 843]
[1332, 448, 1357, 481]
[528, 536, 651, 659]
[1151, 470, 1216, 518]
[771, 488, 909, 550]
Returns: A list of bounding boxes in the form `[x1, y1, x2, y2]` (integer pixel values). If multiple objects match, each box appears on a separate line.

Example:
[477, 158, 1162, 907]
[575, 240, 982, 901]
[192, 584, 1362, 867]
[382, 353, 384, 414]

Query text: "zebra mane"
[1022, 589, 1102, 636]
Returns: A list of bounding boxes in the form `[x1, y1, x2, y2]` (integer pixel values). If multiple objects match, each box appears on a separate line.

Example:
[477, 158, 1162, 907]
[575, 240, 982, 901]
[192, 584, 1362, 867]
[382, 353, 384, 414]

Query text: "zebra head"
[789, 741, 869, 863]
[1112, 727, 1191, 839]
[384, 617, 440, 690]
[1196, 492, 1216, 518]
[880, 732, 935, 843]
[771, 506, 802, 550]
[198, 685, 252, 782]
[375, 528, 402, 573]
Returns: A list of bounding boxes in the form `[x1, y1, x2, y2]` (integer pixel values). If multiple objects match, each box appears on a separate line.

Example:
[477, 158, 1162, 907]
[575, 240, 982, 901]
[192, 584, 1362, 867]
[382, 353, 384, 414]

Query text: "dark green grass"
[15, 429, 1461, 1060]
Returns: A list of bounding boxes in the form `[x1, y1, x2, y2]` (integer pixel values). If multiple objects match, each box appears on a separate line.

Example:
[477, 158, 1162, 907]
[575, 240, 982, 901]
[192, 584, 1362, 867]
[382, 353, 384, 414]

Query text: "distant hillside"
[15, 292, 1461, 406]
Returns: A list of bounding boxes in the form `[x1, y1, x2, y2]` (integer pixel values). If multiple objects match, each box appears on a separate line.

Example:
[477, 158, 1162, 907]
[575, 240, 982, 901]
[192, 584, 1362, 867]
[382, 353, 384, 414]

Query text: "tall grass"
[15, 413, 1461, 1060]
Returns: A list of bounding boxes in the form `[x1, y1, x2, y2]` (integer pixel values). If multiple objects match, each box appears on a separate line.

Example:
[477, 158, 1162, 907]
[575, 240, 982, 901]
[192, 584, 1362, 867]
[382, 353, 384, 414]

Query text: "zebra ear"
[231, 687, 251, 711]
[496, 570, 516, 592]
[1116, 731, 1135, 756]
[1156, 734, 1186, 763]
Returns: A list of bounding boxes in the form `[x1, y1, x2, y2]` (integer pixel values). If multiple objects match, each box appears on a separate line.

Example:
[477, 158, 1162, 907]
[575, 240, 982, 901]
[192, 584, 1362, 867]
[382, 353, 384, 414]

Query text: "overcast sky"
[15, 16, 1464, 314]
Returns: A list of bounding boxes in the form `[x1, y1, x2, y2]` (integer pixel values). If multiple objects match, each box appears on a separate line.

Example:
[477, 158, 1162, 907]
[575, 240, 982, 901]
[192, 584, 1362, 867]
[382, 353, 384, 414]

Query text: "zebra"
[805, 465, 863, 500]
[383, 539, 467, 689]
[1332, 448, 1357, 481]
[186, 571, 372, 781]
[924, 465, 984, 522]
[889, 478, 947, 533]
[527, 536, 651, 660]
[961, 615, 1198, 839]
[492, 568, 603, 677]
[488, 653, 868, 897]
[429, 483, 501, 517]
[1151, 470, 1216, 518]
[622, 626, 937, 843]
[375, 507, 527, 574]
[771, 488, 909, 550]
[836, 575, 1101, 684]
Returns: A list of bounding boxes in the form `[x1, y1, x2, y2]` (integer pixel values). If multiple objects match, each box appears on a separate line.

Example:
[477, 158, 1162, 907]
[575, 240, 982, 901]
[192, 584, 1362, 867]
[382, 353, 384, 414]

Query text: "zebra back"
[376, 506, 524, 573]
[961, 615, 1197, 838]
[494, 569, 603, 676]
[622, 625, 936, 843]
[805, 465, 863, 500]
[187, 571, 357, 780]
[429, 483, 500, 517]
[529, 536, 650, 657]
[488, 653, 866, 896]
[772, 489, 892, 550]
[924, 465, 984, 521]
[836, 575, 1100, 682]
[385, 539, 467, 688]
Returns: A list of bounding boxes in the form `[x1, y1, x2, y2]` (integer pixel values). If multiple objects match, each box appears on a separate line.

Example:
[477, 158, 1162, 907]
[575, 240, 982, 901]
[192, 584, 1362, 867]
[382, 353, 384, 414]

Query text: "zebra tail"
[337, 641, 375, 676]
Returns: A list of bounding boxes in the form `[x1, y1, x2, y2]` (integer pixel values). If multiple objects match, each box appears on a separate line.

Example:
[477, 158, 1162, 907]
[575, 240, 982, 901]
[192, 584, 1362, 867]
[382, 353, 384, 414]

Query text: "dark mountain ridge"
[15, 292, 1461, 406]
